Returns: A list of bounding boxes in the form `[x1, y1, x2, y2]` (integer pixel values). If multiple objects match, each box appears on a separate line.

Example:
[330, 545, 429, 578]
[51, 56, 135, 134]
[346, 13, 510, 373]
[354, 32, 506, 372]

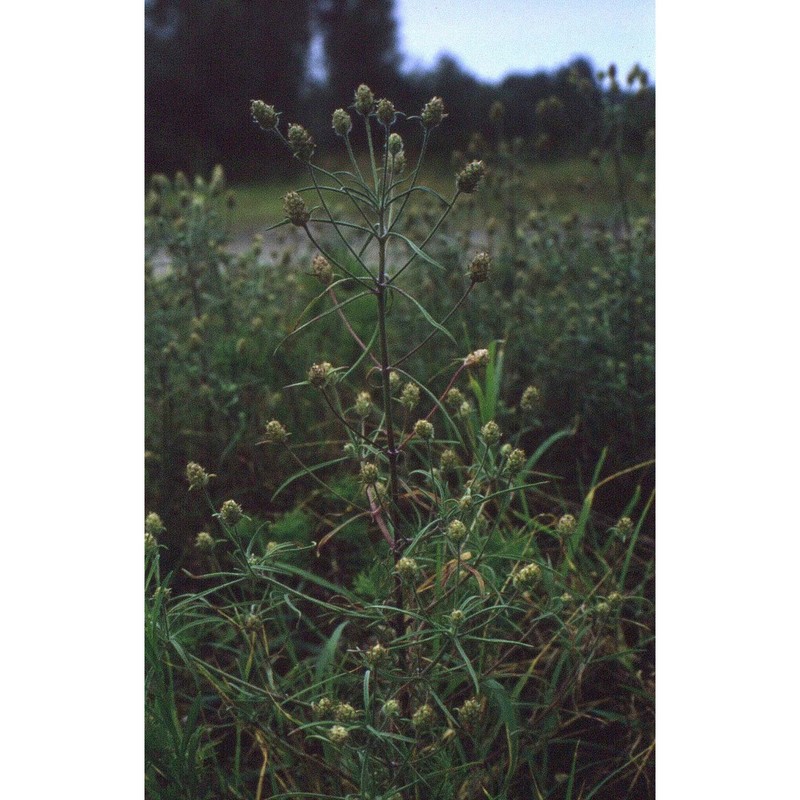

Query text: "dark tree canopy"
[145, 0, 313, 177]
[316, 0, 402, 104]
[145, 1, 653, 175]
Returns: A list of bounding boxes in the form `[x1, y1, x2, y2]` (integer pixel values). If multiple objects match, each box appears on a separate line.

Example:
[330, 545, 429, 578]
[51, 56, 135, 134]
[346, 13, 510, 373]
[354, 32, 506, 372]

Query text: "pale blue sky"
[395, 0, 655, 83]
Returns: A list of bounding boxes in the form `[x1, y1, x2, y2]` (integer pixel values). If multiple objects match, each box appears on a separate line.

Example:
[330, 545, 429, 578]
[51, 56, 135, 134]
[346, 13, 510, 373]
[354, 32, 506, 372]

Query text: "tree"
[316, 0, 402, 105]
[146, 0, 314, 176]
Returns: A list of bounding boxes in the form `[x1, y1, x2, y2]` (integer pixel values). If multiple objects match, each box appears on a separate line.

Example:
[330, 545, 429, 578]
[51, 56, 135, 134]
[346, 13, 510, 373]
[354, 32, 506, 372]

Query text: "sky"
[395, 0, 655, 83]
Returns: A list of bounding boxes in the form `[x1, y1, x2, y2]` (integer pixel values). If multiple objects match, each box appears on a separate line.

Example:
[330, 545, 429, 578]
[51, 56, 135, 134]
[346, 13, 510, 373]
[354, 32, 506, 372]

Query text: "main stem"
[376, 233, 400, 529]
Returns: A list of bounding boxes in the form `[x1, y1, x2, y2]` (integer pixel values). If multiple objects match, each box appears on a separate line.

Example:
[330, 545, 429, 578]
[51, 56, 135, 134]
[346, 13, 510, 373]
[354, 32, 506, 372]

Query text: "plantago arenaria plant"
[145, 86, 654, 800]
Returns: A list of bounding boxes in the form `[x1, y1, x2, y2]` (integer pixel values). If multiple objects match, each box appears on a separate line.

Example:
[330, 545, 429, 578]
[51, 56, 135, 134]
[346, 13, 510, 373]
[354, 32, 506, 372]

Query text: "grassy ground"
[229, 155, 653, 234]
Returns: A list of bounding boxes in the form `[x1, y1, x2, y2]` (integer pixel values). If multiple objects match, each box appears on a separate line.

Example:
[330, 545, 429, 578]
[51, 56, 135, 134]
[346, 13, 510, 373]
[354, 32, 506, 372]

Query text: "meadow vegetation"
[145, 71, 654, 799]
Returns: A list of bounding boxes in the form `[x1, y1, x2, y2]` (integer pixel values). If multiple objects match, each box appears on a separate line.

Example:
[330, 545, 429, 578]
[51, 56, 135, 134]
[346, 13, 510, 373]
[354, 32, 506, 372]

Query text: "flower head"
[220, 500, 243, 526]
[376, 98, 396, 125]
[457, 160, 486, 194]
[327, 725, 349, 745]
[145, 512, 165, 537]
[464, 348, 489, 368]
[311, 254, 333, 285]
[481, 421, 501, 446]
[421, 96, 447, 127]
[413, 419, 434, 442]
[396, 557, 419, 579]
[287, 123, 315, 162]
[283, 191, 310, 226]
[446, 519, 467, 544]
[556, 514, 577, 536]
[354, 84, 375, 115]
[512, 562, 541, 589]
[359, 462, 379, 486]
[331, 108, 353, 136]
[251, 100, 279, 131]
[263, 419, 290, 444]
[308, 361, 333, 388]
[469, 252, 491, 283]
[186, 462, 211, 491]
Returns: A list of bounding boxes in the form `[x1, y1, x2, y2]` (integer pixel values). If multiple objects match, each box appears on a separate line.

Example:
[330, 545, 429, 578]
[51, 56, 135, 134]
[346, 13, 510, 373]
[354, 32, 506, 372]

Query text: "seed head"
[520, 385, 540, 411]
[388, 370, 401, 390]
[359, 462, 379, 485]
[195, 531, 215, 553]
[400, 382, 420, 409]
[376, 98, 396, 125]
[457, 697, 483, 730]
[355, 391, 372, 417]
[507, 448, 526, 473]
[615, 516, 634, 537]
[608, 591, 623, 606]
[396, 557, 419, 579]
[327, 725, 349, 745]
[220, 499, 243, 526]
[365, 643, 389, 666]
[449, 609, 465, 626]
[334, 702, 357, 722]
[251, 100, 279, 131]
[354, 84, 375, 115]
[145, 531, 157, 553]
[331, 108, 353, 136]
[464, 348, 489, 368]
[469, 252, 491, 283]
[312, 697, 334, 718]
[186, 462, 210, 491]
[458, 401, 472, 419]
[595, 601, 611, 616]
[308, 361, 333, 388]
[556, 514, 577, 536]
[421, 96, 447, 127]
[388, 132, 404, 155]
[413, 419, 435, 442]
[311, 254, 333, 284]
[412, 703, 435, 731]
[287, 123, 315, 162]
[283, 191, 310, 226]
[512, 562, 541, 589]
[145, 512, 165, 537]
[446, 519, 467, 544]
[381, 699, 401, 718]
[445, 388, 465, 409]
[263, 419, 290, 444]
[440, 448, 459, 472]
[244, 613, 260, 632]
[481, 421, 501, 446]
[343, 442, 358, 460]
[457, 160, 486, 194]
